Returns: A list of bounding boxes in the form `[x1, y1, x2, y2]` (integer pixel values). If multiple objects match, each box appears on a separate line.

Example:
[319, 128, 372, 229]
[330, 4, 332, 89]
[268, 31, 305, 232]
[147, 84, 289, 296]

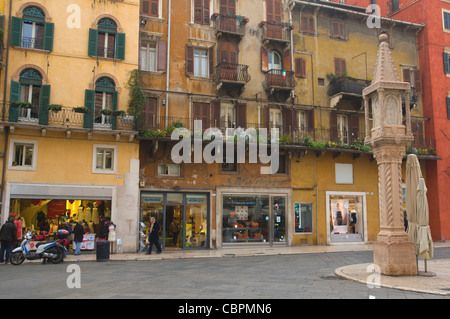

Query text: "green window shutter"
[9, 81, 21, 122]
[115, 33, 125, 60]
[39, 85, 51, 126]
[447, 97, 450, 120]
[10, 17, 22, 47]
[111, 91, 118, 130]
[43, 22, 54, 52]
[84, 90, 95, 129]
[88, 29, 98, 57]
[444, 52, 450, 74]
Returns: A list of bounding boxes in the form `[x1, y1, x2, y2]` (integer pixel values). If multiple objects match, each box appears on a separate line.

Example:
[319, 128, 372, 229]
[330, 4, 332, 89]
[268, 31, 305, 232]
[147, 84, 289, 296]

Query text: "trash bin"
[96, 240, 110, 262]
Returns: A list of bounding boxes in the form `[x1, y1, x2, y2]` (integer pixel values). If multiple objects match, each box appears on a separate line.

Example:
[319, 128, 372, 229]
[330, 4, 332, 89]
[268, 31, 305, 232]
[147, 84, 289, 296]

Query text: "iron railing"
[327, 77, 371, 97]
[213, 14, 246, 37]
[261, 23, 291, 43]
[264, 69, 295, 89]
[215, 63, 251, 84]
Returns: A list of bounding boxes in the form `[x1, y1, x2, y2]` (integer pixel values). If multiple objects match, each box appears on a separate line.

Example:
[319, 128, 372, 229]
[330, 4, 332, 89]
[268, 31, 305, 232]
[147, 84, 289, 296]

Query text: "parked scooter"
[10, 230, 68, 265]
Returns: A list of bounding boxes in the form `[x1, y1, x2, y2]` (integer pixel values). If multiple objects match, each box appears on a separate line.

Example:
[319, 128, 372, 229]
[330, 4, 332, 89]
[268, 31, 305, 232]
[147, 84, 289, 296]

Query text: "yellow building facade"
[0, 0, 140, 252]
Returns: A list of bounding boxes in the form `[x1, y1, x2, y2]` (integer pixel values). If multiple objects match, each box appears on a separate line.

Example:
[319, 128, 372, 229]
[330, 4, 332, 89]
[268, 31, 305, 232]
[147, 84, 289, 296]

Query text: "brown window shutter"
[283, 107, 294, 135]
[209, 45, 215, 78]
[274, 0, 282, 22]
[414, 69, 422, 95]
[266, 0, 274, 21]
[186, 45, 194, 76]
[339, 23, 345, 39]
[203, 0, 210, 25]
[236, 103, 247, 128]
[144, 97, 157, 129]
[309, 16, 315, 33]
[283, 49, 291, 71]
[334, 58, 341, 76]
[142, 0, 150, 15]
[307, 109, 315, 132]
[330, 111, 338, 142]
[295, 58, 306, 78]
[350, 114, 360, 144]
[150, 0, 159, 17]
[194, 0, 202, 24]
[157, 40, 167, 72]
[264, 105, 270, 129]
[211, 100, 221, 128]
[261, 47, 269, 72]
[403, 68, 411, 84]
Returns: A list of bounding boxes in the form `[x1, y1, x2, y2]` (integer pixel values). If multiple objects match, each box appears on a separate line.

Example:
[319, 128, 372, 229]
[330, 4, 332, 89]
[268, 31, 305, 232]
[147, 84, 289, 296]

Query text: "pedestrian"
[0, 215, 18, 264]
[146, 217, 162, 255]
[73, 221, 85, 256]
[169, 217, 180, 247]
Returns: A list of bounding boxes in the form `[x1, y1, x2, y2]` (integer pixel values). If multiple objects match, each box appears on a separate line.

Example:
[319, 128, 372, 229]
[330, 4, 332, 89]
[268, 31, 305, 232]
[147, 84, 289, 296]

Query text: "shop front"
[326, 191, 367, 244]
[217, 187, 293, 247]
[139, 191, 210, 251]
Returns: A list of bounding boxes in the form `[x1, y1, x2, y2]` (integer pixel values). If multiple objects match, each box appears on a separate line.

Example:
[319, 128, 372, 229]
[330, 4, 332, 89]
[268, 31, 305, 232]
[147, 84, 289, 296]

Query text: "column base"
[373, 240, 418, 276]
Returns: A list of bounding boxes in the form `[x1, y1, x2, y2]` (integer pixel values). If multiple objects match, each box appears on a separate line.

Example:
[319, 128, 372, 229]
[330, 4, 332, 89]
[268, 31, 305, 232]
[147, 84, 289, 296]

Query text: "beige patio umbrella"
[405, 154, 421, 246]
[416, 177, 433, 262]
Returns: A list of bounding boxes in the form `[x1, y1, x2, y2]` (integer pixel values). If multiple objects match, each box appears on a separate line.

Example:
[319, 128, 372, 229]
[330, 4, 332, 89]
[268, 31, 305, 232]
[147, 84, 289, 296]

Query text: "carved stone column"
[363, 33, 417, 276]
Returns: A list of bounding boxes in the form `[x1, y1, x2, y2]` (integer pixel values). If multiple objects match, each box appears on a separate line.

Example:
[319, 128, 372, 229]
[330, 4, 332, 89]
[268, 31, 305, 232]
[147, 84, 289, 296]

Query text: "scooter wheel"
[10, 251, 25, 265]
[48, 247, 64, 264]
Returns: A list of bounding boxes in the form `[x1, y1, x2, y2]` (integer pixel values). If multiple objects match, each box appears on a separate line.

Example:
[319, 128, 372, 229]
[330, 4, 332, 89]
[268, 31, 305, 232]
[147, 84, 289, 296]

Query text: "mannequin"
[85, 206, 92, 223]
[108, 223, 117, 253]
[77, 206, 84, 222]
[92, 203, 99, 225]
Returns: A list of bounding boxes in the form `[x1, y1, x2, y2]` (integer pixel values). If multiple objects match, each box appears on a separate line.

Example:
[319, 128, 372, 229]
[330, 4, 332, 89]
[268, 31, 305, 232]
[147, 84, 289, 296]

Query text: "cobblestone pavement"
[0, 247, 449, 300]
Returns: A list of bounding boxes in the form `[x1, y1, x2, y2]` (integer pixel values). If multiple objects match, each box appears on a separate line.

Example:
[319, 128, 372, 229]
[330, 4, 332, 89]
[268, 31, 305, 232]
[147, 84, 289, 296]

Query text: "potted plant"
[100, 109, 113, 116]
[112, 110, 126, 117]
[73, 106, 88, 113]
[17, 101, 33, 109]
[48, 104, 62, 112]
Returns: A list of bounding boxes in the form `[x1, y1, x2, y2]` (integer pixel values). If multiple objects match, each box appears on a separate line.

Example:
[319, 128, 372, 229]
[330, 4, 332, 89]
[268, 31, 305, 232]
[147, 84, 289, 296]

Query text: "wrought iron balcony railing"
[327, 76, 371, 97]
[260, 22, 291, 44]
[264, 69, 295, 90]
[215, 63, 251, 84]
[213, 14, 247, 37]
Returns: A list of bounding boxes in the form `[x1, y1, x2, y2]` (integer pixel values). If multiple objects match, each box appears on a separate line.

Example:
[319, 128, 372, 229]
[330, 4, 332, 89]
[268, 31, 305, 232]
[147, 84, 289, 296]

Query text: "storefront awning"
[10, 184, 113, 200]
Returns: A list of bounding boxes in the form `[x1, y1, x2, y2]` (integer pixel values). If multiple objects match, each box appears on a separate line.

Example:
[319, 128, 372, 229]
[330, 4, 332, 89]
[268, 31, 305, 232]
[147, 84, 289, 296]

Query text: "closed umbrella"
[405, 154, 421, 247]
[416, 177, 433, 263]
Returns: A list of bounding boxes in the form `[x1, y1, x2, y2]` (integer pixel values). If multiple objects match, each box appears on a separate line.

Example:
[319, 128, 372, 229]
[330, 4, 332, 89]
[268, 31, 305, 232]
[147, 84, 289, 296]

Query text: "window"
[144, 97, 158, 129]
[301, 15, 315, 34]
[337, 114, 349, 145]
[335, 163, 353, 184]
[295, 203, 313, 233]
[186, 45, 214, 78]
[141, 0, 159, 17]
[220, 103, 236, 131]
[140, 41, 157, 71]
[192, 102, 210, 130]
[9, 139, 38, 170]
[391, 0, 399, 13]
[444, 11, 450, 31]
[295, 58, 306, 78]
[220, 0, 236, 15]
[269, 108, 282, 130]
[402, 68, 422, 96]
[447, 97, 450, 119]
[331, 21, 345, 40]
[10, 6, 54, 51]
[158, 164, 181, 177]
[221, 150, 238, 173]
[9, 69, 50, 125]
[298, 110, 307, 132]
[83, 77, 118, 129]
[334, 58, 347, 77]
[93, 145, 117, 174]
[88, 18, 125, 60]
[268, 50, 282, 71]
[444, 51, 450, 74]
[266, 0, 282, 22]
[275, 155, 287, 174]
[194, 0, 210, 25]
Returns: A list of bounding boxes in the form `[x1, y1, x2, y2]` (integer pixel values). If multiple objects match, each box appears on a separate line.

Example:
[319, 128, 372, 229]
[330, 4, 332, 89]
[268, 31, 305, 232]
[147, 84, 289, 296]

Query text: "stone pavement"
[65, 242, 450, 296]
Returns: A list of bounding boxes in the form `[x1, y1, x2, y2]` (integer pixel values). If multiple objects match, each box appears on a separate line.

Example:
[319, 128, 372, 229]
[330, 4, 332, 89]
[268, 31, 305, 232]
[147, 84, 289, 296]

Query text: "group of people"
[0, 215, 17, 264]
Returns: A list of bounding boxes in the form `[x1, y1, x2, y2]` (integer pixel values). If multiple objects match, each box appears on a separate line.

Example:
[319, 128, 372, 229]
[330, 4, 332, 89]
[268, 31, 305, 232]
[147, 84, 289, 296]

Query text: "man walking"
[0, 216, 18, 264]
[146, 217, 162, 255]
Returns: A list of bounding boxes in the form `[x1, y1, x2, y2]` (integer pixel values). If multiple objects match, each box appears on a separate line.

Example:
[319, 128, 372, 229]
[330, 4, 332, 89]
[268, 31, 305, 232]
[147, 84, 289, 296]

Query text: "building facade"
[0, 0, 140, 252]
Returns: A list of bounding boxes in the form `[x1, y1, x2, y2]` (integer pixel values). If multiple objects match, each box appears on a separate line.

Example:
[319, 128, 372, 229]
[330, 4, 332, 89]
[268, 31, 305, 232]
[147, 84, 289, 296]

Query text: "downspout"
[165, 0, 172, 128]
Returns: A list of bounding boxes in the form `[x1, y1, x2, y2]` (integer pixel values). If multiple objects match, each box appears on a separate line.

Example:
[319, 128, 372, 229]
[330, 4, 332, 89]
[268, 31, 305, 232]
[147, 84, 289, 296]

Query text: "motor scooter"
[10, 230, 67, 265]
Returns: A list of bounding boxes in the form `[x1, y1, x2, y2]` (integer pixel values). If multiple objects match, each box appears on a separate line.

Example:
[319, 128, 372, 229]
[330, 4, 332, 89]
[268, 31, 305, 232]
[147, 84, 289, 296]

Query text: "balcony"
[327, 76, 371, 109]
[212, 14, 247, 40]
[215, 63, 251, 97]
[259, 22, 292, 46]
[263, 69, 295, 101]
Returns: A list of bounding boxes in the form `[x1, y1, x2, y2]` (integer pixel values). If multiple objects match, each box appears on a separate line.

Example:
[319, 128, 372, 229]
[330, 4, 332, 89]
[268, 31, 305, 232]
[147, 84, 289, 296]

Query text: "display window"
[294, 202, 313, 233]
[222, 194, 286, 244]
[328, 194, 364, 243]
[139, 192, 209, 251]
[9, 198, 112, 250]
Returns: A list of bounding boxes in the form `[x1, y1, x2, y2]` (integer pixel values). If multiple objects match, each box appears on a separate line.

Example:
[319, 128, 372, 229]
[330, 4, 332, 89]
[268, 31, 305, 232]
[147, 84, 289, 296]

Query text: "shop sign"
[142, 196, 162, 204]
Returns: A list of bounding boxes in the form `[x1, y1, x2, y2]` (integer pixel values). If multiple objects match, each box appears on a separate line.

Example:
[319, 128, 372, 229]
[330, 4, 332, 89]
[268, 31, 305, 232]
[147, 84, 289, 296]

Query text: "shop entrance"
[140, 192, 209, 251]
[222, 194, 287, 246]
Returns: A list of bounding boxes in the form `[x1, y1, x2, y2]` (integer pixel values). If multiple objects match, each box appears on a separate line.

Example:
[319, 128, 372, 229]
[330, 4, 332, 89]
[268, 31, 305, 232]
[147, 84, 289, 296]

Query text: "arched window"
[88, 17, 125, 60]
[83, 76, 118, 129]
[10, 6, 54, 51]
[268, 50, 282, 71]
[9, 68, 51, 125]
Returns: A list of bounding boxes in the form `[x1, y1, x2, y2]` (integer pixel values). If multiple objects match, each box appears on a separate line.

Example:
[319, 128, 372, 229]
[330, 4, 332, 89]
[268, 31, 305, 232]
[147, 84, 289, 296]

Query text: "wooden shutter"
[150, 0, 159, 17]
[306, 109, 315, 132]
[283, 49, 291, 71]
[414, 69, 422, 95]
[261, 47, 269, 72]
[330, 111, 338, 142]
[143, 98, 157, 128]
[444, 52, 450, 74]
[209, 45, 215, 78]
[220, 0, 236, 15]
[295, 58, 306, 78]
[194, 0, 202, 24]
[447, 97, 450, 119]
[349, 114, 360, 144]
[186, 45, 194, 76]
[203, 0, 210, 25]
[39, 85, 51, 126]
[273, 0, 282, 22]
[9, 81, 21, 123]
[10, 17, 22, 47]
[43, 22, 54, 52]
[115, 33, 126, 60]
[111, 91, 118, 130]
[236, 103, 247, 128]
[264, 105, 270, 129]
[211, 100, 221, 128]
[334, 58, 346, 76]
[403, 68, 411, 84]
[88, 28, 98, 57]
[142, 0, 150, 15]
[84, 90, 95, 129]
[266, 0, 274, 21]
[157, 40, 167, 72]
[283, 107, 294, 135]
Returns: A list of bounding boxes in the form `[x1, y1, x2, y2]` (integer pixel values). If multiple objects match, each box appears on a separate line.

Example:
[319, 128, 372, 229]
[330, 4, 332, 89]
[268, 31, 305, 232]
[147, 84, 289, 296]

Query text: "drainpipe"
[165, 0, 172, 128]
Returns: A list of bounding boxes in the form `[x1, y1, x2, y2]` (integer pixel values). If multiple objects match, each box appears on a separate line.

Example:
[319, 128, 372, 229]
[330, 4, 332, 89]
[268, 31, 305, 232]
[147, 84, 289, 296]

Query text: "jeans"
[0, 241, 13, 263]
[73, 242, 82, 255]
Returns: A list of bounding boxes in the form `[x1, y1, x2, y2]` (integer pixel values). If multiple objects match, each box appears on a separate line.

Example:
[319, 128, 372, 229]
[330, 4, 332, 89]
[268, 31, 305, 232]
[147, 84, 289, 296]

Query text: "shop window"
[158, 163, 181, 177]
[294, 203, 313, 233]
[10, 6, 54, 51]
[88, 18, 125, 60]
[9, 139, 38, 170]
[93, 144, 117, 174]
[335, 163, 353, 184]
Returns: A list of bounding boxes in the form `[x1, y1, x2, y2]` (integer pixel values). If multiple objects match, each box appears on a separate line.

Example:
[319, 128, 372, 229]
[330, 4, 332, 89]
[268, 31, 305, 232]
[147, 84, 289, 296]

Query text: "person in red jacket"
[0, 216, 18, 264]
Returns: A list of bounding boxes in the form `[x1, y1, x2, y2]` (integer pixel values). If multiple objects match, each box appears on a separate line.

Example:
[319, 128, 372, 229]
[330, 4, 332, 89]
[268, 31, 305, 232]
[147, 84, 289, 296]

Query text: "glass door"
[272, 196, 286, 243]
[165, 205, 183, 249]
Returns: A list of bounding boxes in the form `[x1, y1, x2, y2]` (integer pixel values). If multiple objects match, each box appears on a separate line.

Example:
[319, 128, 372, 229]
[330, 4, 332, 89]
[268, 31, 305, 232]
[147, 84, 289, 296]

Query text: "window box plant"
[16, 101, 33, 109]
[100, 109, 113, 116]
[112, 110, 126, 117]
[73, 106, 88, 113]
[48, 104, 62, 112]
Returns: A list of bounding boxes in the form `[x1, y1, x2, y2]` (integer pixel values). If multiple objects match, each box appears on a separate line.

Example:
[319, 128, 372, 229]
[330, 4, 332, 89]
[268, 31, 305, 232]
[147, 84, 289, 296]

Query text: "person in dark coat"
[0, 216, 18, 264]
[73, 221, 85, 256]
[146, 217, 162, 255]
